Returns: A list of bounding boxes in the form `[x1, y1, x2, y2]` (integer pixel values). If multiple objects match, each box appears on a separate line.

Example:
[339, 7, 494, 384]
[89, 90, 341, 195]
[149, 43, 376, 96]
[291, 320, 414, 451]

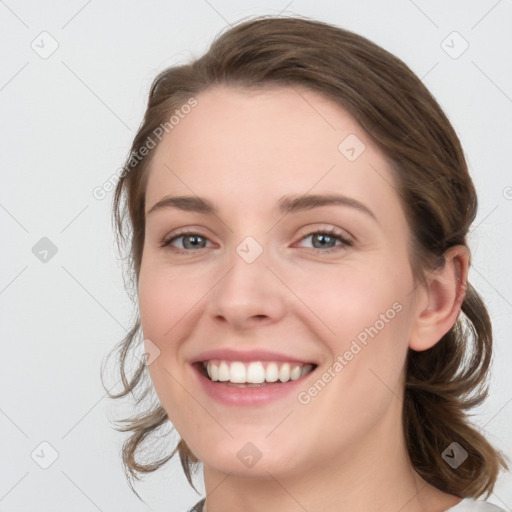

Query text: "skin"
[138, 85, 469, 512]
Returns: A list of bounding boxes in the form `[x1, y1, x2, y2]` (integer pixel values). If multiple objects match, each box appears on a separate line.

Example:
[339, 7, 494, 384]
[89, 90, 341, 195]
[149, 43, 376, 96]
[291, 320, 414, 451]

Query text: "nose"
[207, 239, 288, 330]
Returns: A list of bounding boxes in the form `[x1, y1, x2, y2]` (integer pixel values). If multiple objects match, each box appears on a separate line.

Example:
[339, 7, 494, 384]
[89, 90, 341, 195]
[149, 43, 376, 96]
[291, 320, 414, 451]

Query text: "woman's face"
[138, 85, 421, 477]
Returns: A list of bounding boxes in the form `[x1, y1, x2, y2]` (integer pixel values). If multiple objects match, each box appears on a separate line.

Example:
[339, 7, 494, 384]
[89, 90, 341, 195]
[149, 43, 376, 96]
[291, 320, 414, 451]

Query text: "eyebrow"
[146, 193, 377, 222]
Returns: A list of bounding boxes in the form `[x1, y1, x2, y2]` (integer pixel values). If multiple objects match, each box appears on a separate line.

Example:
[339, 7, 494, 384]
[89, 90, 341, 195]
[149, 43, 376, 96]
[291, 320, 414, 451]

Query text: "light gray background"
[1, 1, 511, 511]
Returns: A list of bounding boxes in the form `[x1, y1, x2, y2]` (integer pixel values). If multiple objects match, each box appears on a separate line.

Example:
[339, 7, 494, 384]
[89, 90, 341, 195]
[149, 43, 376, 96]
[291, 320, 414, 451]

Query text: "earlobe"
[409, 245, 470, 352]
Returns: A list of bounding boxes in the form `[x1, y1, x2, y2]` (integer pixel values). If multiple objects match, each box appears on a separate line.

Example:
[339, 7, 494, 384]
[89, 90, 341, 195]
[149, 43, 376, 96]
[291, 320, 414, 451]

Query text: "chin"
[195, 437, 303, 477]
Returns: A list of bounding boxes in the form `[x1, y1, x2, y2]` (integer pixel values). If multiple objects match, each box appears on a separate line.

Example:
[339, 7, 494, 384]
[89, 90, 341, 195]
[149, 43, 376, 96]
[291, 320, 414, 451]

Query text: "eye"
[160, 228, 353, 255]
[160, 231, 212, 254]
[296, 228, 353, 254]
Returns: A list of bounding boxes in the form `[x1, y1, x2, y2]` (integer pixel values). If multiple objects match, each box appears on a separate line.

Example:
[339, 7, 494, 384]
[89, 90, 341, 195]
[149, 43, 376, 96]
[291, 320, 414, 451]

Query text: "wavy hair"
[101, 14, 509, 501]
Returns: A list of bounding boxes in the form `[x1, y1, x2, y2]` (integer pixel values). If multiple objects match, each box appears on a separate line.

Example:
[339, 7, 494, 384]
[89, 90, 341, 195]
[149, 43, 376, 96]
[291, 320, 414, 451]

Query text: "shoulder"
[186, 497, 206, 512]
[444, 498, 506, 511]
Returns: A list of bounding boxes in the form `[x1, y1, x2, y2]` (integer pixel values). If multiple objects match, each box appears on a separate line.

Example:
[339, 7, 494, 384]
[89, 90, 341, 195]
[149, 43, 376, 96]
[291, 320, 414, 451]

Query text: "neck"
[200, 396, 462, 512]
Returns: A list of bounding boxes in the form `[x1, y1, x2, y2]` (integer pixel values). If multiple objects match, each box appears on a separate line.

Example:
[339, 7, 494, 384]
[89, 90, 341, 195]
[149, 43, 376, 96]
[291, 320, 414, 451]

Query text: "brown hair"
[101, 14, 508, 501]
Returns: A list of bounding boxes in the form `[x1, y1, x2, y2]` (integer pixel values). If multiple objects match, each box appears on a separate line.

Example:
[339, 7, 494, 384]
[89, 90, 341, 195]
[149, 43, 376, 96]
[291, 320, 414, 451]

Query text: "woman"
[102, 15, 509, 512]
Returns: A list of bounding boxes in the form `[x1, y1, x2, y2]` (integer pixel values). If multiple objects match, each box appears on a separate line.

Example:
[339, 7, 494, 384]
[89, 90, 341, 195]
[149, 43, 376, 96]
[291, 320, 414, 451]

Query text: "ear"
[409, 245, 470, 352]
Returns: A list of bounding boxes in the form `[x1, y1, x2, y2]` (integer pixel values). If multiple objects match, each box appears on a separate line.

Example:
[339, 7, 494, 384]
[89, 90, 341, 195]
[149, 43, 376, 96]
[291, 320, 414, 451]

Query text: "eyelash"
[160, 228, 353, 256]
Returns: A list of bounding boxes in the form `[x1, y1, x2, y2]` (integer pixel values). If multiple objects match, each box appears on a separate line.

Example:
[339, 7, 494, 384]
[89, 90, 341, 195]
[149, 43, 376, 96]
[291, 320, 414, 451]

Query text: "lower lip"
[192, 363, 316, 406]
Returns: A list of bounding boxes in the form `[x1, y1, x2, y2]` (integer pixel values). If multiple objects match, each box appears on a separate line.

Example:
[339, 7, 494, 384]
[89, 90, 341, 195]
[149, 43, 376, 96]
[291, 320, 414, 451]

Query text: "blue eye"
[161, 228, 352, 255]
[297, 229, 353, 254]
[161, 232, 210, 252]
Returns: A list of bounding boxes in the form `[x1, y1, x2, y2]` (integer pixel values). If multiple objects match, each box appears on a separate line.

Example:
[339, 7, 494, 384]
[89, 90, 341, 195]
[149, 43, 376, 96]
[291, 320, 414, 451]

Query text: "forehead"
[145, 85, 402, 224]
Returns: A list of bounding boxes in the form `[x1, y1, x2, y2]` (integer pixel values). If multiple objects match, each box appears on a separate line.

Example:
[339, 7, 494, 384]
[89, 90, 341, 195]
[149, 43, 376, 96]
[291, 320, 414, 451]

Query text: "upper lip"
[190, 348, 318, 365]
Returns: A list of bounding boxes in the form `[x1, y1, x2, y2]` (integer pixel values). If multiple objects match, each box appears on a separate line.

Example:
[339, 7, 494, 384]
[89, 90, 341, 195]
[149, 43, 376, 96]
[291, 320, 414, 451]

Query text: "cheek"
[303, 259, 412, 385]
[138, 264, 192, 340]
[295, 260, 407, 337]
[138, 265, 196, 426]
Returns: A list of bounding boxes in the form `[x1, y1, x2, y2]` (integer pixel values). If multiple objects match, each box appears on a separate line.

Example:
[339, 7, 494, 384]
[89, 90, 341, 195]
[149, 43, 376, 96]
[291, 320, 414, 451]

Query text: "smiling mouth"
[194, 360, 318, 387]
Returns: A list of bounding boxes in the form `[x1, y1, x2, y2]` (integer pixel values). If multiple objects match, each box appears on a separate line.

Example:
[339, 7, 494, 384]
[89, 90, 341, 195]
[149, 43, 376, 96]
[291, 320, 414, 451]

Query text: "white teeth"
[290, 365, 302, 380]
[246, 362, 265, 383]
[279, 362, 291, 382]
[230, 362, 246, 383]
[218, 361, 230, 382]
[203, 360, 315, 384]
[265, 362, 279, 382]
[207, 361, 218, 381]
[301, 364, 313, 377]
